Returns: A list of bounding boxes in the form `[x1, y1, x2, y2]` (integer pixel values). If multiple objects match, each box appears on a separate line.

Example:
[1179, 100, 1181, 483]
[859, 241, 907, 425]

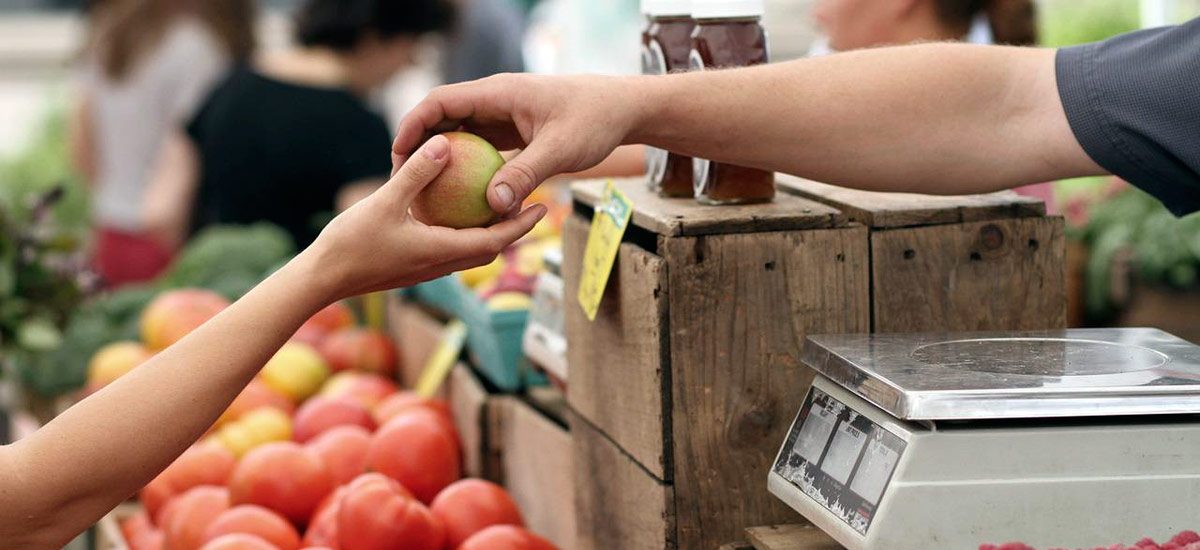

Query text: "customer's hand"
[392, 73, 644, 214]
[304, 134, 547, 301]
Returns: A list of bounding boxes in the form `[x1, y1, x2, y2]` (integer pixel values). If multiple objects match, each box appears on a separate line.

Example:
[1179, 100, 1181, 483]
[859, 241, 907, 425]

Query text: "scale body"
[768, 328, 1200, 550]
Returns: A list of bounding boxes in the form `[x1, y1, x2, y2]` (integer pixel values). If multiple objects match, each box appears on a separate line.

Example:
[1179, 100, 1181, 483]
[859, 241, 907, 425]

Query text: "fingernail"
[494, 183, 514, 210]
[422, 135, 449, 160]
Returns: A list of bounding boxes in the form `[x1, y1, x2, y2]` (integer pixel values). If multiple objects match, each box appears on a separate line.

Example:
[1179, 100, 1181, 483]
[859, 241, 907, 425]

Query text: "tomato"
[120, 510, 153, 543]
[430, 479, 524, 548]
[318, 328, 399, 376]
[164, 486, 231, 550]
[337, 473, 444, 550]
[168, 443, 238, 492]
[305, 425, 372, 486]
[140, 474, 175, 524]
[319, 372, 398, 409]
[204, 505, 301, 550]
[372, 393, 454, 431]
[458, 526, 557, 550]
[128, 527, 165, 550]
[198, 533, 279, 550]
[292, 302, 355, 347]
[229, 442, 334, 526]
[365, 411, 461, 503]
[292, 397, 376, 443]
[301, 487, 343, 548]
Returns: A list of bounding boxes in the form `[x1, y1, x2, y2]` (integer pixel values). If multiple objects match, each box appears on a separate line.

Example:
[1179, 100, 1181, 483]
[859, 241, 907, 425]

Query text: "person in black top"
[145, 0, 454, 249]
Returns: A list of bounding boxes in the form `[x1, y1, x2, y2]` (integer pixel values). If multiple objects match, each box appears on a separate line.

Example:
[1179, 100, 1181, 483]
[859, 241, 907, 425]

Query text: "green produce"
[160, 224, 295, 300]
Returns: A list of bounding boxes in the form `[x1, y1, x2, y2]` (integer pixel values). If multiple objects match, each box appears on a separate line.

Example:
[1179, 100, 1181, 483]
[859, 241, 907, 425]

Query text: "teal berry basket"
[458, 291, 546, 392]
[410, 275, 466, 318]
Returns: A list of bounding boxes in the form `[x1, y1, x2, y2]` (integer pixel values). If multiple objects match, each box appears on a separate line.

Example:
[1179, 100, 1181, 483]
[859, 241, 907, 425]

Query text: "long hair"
[87, 0, 256, 81]
[934, 0, 1038, 46]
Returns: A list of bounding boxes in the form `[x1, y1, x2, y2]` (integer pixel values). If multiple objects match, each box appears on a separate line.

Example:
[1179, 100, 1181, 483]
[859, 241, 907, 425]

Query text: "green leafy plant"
[1080, 188, 1200, 319]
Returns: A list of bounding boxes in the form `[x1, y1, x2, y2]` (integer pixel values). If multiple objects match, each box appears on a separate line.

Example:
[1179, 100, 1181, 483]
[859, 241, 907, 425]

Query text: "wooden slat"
[386, 296, 448, 391]
[492, 397, 577, 550]
[871, 217, 1067, 332]
[562, 214, 672, 479]
[664, 227, 870, 549]
[569, 408, 675, 550]
[746, 524, 844, 550]
[446, 364, 490, 478]
[777, 175, 1045, 228]
[571, 177, 843, 237]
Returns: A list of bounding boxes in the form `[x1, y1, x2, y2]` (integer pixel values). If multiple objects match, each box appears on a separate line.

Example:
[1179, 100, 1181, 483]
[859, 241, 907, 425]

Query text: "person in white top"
[69, 0, 255, 287]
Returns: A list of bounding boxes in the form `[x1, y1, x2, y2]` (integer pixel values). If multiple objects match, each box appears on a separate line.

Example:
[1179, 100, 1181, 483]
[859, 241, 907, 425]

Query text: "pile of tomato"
[981, 530, 1200, 550]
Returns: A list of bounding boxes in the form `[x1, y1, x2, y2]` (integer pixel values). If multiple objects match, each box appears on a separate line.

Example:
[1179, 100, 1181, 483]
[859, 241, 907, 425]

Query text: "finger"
[444, 204, 548, 258]
[385, 134, 450, 209]
[487, 136, 568, 214]
[392, 83, 488, 175]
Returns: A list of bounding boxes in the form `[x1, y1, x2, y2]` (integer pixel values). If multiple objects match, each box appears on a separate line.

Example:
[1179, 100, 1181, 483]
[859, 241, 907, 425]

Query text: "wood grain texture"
[446, 364, 490, 478]
[569, 408, 675, 550]
[491, 397, 577, 550]
[571, 177, 843, 237]
[871, 217, 1067, 332]
[563, 214, 672, 479]
[777, 175, 1045, 228]
[386, 296, 448, 391]
[665, 227, 870, 549]
[745, 524, 845, 550]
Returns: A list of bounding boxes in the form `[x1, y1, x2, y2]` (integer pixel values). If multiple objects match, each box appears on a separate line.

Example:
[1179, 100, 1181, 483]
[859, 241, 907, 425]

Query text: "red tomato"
[292, 397, 376, 443]
[301, 487, 342, 548]
[204, 505, 301, 550]
[430, 479, 524, 548]
[319, 372, 399, 408]
[229, 442, 334, 526]
[218, 380, 295, 427]
[128, 527, 165, 550]
[319, 328, 399, 376]
[140, 474, 175, 524]
[121, 509, 153, 540]
[337, 472, 444, 550]
[198, 533, 280, 550]
[167, 443, 238, 492]
[292, 302, 356, 347]
[305, 425, 372, 485]
[372, 393, 454, 432]
[164, 486, 232, 550]
[458, 526, 557, 550]
[365, 411, 461, 503]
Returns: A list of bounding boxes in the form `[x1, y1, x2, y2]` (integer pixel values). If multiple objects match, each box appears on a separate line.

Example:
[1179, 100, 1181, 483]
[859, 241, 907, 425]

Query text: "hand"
[302, 134, 547, 301]
[392, 73, 645, 214]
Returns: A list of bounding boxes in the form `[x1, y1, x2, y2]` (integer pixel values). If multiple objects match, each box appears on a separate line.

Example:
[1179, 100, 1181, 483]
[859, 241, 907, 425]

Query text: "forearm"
[631, 43, 1104, 194]
[2, 253, 334, 547]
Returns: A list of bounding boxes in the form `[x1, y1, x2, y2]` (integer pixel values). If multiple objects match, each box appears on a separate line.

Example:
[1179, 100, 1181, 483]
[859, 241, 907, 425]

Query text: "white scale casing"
[768, 328, 1200, 550]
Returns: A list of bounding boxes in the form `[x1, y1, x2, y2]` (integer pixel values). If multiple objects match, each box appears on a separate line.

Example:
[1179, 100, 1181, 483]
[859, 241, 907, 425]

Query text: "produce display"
[981, 531, 1200, 550]
[102, 292, 556, 550]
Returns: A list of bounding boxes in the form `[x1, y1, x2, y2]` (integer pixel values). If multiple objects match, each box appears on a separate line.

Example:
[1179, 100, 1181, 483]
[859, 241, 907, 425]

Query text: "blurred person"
[144, 0, 455, 250]
[808, 0, 1054, 209]
[441, 0, 526, 84]
[69, 0, 255, 287]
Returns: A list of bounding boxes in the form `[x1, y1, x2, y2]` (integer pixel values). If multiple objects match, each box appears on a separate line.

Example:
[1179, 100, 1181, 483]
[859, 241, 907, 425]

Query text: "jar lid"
[691, 0, 764, 18]
[641, 0, 690, 16]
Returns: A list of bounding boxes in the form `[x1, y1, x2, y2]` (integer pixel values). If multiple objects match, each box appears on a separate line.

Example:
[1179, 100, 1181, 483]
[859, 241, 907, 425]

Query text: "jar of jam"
[640, 0, 696, 197]
[689, 0, 775, 205]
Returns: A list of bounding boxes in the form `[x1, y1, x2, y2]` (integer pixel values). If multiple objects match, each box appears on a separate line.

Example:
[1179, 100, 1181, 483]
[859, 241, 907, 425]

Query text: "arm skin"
[0, 135, 546, 549]
[392, 43, 1107, 214]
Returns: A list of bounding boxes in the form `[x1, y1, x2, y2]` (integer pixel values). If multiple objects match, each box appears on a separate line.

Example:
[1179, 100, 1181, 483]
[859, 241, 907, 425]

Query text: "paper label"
[415, 319, 467, 398]
[577, 181, 633, 321]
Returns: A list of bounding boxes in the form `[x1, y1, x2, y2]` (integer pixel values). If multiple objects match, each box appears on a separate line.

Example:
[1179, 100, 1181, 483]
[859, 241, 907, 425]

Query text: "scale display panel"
[773, 386, 906, 536]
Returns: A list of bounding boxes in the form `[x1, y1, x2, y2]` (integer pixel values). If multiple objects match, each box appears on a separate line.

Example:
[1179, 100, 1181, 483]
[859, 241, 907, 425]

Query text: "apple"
[141, 289, 230, 351]
[86, 341, 152, 391]
[260, 343, 330, 402]
[410, 132, 503, 229]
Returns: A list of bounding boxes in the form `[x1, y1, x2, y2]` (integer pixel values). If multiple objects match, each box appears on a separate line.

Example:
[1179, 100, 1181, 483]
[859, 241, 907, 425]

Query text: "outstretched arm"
[393, 43, 1105, 214]
[0, 135, 546, 549]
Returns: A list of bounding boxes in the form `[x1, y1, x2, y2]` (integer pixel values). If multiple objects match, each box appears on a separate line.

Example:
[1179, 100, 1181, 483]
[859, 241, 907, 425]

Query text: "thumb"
[386, 134, 450, 209]
[487, 137, 564, 214]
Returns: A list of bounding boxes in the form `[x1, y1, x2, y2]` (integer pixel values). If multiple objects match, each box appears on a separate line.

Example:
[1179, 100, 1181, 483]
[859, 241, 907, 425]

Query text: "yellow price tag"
[415, 319, 467, 398]
[577, 181, 633, 321]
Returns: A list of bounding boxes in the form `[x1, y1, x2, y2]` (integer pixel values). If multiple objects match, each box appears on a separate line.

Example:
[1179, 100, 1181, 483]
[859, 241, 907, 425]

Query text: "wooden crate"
[778, 176, 1066, 331]
[745, 524, 844, 550]
[490, 392, 577, 550]
[564, 178, 871, 549]
[446, 363, 496, 479]
[386, 294, 450, 391]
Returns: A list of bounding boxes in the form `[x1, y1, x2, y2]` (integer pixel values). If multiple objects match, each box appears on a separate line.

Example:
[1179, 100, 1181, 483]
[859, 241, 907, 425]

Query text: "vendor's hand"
[392, 73, 644, 214]
[304, 134, 547, 301]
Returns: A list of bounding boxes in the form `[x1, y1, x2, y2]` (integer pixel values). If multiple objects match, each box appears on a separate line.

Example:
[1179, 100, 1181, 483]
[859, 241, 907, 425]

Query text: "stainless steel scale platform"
[768, 328, 1200, 550]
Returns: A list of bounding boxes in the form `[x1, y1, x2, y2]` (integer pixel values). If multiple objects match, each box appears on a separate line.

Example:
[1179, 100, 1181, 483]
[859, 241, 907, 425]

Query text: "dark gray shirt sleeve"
[1056, 17, 1200, 217]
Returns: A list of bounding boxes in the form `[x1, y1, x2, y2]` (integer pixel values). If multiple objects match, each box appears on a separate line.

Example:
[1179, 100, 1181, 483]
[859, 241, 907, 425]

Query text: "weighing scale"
[768, 328, 1200, 550]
